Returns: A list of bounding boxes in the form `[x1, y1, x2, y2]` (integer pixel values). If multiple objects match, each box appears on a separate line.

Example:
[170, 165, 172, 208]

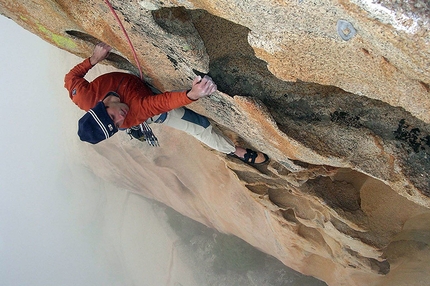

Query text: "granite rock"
[1, 0, 429, 284]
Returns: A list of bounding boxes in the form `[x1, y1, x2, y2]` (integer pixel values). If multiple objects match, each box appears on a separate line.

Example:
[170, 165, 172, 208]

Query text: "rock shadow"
[187, 9, 430, 196]
[146, 6, 430, 275]
[65, 30, 140, 75]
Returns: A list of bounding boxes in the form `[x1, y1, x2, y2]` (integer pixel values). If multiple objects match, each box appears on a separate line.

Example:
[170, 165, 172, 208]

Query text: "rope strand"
[103, 0, 144, 80]
[104, 0, 160, 147]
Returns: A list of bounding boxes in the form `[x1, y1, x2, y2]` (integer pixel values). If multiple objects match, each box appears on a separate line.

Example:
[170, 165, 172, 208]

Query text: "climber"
[64, 42, 269, 165]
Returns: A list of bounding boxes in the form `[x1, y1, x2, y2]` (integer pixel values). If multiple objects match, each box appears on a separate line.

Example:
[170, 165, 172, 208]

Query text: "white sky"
[0, 16, 197, 286]
[0, 16, 102, 285]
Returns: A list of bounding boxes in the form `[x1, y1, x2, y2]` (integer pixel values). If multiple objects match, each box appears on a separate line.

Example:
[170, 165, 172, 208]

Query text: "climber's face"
[103, 95, 129, 128]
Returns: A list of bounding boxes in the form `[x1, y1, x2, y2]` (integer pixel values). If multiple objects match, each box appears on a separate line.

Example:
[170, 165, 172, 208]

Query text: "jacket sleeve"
[64, 58, 98, 111]
[122, 77, 195, 125]
[142, 91, 194, 117]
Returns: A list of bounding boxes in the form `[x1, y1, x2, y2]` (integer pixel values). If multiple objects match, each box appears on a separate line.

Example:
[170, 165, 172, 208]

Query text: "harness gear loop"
[126, 122, 159, 147]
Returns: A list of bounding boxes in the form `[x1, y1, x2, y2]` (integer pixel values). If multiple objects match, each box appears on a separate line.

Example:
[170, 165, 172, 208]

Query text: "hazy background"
[0, 15, 199, 286]
[0, 16, 325, 285]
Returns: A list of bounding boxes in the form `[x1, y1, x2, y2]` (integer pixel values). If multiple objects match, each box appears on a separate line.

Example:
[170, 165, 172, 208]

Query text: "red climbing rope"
[103, 0, 144, 80]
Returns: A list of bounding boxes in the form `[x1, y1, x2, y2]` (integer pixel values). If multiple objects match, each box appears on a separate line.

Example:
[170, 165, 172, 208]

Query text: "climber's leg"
[155, 107, 236, 154]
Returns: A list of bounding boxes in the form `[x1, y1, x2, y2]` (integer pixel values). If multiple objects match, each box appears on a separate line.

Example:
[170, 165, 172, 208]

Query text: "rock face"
[1, 0, 429, 285]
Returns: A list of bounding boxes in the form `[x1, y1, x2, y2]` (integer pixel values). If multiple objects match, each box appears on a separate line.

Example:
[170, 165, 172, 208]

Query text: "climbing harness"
[104, 0, 159, 146]
[129, 122, 159, 146]
[126, 123, 160, 147]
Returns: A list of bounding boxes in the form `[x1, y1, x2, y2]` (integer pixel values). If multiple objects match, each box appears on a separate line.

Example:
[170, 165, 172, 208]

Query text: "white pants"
[148, 107, 236, 154]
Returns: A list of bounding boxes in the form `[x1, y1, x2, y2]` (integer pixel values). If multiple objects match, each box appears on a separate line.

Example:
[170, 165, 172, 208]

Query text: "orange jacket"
[64, 58, 194, 128]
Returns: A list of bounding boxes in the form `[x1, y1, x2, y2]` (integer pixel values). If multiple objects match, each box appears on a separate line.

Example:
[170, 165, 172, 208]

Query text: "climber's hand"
[90, 42, 112, 65]
[186, 75, 217, 100]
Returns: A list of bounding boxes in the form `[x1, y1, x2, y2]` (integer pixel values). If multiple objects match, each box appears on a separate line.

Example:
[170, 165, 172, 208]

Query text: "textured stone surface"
[1, 0, 429, 285]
